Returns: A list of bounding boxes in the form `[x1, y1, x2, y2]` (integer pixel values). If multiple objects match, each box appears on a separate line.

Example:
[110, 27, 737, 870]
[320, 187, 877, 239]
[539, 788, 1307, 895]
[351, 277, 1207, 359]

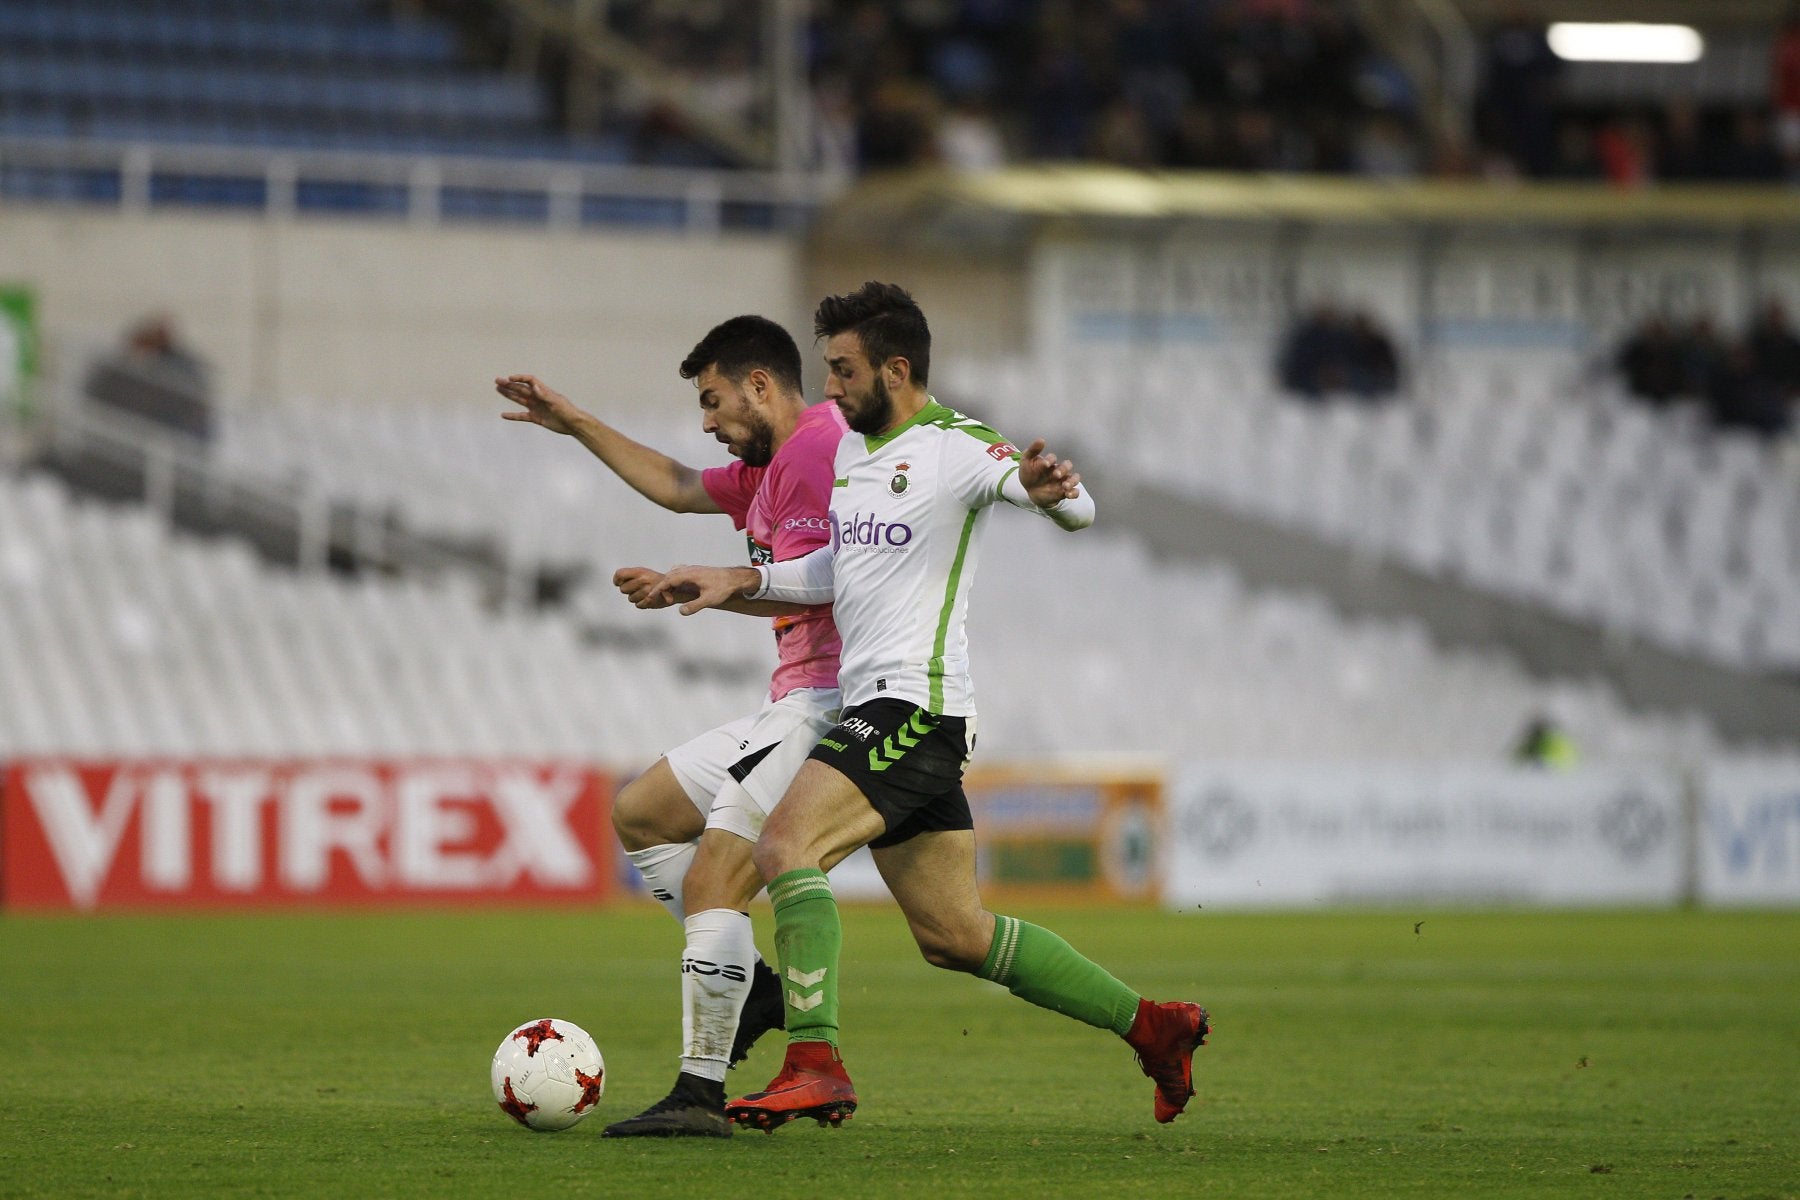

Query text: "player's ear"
[886, 356, 911, 388]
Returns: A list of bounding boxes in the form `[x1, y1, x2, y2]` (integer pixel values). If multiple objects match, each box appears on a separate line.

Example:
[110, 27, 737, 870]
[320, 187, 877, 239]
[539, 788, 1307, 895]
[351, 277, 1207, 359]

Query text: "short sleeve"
[941, 428, 1022, 510]
[700, 461, 761, 530]
[766, 458, 835, 561]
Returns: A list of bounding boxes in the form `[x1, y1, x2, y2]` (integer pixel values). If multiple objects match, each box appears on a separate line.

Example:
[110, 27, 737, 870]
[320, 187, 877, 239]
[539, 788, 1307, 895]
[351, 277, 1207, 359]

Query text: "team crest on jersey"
[889, 461, 911, 495]
[986, 441, 1018, 462]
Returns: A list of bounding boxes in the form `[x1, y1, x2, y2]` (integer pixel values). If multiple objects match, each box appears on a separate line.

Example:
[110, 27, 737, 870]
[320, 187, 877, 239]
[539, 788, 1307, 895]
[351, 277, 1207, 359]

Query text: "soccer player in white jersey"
[497, 316, 849, 1136]
[646, 283, 1210, 1130]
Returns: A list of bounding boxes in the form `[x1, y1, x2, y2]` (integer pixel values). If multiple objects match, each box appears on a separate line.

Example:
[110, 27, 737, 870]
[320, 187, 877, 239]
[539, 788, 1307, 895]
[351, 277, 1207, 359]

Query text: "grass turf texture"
[1, 907, 1795, 1199]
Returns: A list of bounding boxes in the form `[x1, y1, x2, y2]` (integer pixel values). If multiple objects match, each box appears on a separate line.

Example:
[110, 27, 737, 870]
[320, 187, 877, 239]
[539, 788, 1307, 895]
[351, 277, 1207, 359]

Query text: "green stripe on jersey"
[863, 400, 942, 453]
[918, 398, 1003, 441]
[994, 464, 1020, 501]
[927, 508, 981, 714]
[833, 478, 848, 487]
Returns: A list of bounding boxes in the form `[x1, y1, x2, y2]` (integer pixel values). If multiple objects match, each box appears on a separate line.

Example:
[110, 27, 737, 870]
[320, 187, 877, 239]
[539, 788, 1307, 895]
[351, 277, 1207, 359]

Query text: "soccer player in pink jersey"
[497, 316, 849, 1136]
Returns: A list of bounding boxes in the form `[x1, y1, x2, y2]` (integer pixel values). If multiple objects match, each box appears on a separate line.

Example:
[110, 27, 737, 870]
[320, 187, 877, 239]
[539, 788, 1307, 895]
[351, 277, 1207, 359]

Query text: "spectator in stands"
[1114, 0, 1190, 140]
[1165, 104, 1228, 169]
[1710, 299, 1800, 438]
[82, 314, 213, 441]
[1748, 299, 1800, 393]
[1774, 4, 1800, 178]
[1544, 119, 1602, 180]
[1354, 114, 1423, 178]
[857, 79, 940, 169]
[1659, 98, 1710, 181]
[1616, 317, 1686, 405]
[806, 73, 859, 182]
[1346, 311, 1400, 398]
[1706, 339, 1793, 438]
[937, 91, 1007, 172]
[1024, 12, 1102, 160]
[1088, 95, 1161, 169]
[1714, 109, 1786, 182]
[1594, 116, 1654, 188]
[1614, 307, 1798, 437]
[1513, 713, 1579, 770]
[1680, 316, 1731, 399]
[1279, 303, 1353, 397]
[1277, 303, 1400, 401]
[1475, 3, 1561, 177]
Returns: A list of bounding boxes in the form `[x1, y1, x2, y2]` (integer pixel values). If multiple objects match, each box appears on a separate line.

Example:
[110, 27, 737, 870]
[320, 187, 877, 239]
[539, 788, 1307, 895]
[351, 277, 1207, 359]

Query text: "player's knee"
[749, 831, 789, 883]
[914, 927, 986, 974]
[611, 778, 688, 852]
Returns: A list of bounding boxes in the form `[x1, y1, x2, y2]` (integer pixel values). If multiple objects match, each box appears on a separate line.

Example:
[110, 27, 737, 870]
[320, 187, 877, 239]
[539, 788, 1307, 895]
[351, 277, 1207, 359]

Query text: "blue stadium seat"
[0, 0, 651, 186]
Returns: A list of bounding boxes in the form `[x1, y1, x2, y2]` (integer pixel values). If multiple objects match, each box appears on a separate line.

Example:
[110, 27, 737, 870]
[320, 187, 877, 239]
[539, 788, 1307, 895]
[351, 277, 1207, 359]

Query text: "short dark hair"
[813, 281, 930, 387]
[679, 315, 803, 395]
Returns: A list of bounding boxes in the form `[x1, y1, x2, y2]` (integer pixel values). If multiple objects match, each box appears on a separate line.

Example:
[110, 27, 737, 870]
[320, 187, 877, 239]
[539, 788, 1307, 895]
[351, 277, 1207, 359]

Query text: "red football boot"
[1125, 999, 1211, 1123]
[725, 1040, 858, 1132]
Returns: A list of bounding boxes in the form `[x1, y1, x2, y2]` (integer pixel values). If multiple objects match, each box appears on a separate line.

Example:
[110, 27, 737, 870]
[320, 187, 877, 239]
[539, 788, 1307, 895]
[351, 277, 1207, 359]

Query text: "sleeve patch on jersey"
[833, 478, 849, 487]
[986, 441, 1018, 461]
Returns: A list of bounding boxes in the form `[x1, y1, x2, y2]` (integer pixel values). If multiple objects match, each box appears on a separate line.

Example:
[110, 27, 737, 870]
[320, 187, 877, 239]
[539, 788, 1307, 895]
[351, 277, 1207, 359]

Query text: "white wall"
[0, 204, 802, 412]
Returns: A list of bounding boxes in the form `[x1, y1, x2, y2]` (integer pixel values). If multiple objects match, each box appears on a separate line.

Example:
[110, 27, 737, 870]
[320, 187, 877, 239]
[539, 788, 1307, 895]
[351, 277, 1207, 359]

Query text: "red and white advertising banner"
[1, 758, 613, 911]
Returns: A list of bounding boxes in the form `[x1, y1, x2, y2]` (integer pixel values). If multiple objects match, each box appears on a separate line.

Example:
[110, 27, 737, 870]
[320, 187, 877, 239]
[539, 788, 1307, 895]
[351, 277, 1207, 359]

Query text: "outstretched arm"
[613, 566, 808, 618]
[496, 374, 720, 514]
[646, 542, 836, 615]
[640, 565, 765, 616]
[1001, 438, 1095, 530]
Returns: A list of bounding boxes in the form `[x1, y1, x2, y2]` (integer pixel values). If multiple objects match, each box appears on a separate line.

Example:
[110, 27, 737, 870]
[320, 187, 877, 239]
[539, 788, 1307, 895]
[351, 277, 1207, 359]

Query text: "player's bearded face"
[842, 370, 896, 435]
[731, 407, 777, 466]
[712, 386, 776, 466]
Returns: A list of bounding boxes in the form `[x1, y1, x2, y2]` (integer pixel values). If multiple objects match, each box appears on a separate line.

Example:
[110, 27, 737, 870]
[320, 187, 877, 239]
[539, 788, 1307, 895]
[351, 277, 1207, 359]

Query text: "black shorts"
[807, 699, 974, 849]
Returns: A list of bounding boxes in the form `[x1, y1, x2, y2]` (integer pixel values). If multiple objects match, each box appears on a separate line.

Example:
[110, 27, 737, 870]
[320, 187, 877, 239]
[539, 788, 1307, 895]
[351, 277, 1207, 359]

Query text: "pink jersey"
[700, 401, 848, 700]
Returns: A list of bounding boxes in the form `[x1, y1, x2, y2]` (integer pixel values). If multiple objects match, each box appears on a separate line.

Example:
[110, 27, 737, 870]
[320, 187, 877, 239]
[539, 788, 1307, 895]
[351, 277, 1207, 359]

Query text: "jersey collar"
[864, 396, 946, 453]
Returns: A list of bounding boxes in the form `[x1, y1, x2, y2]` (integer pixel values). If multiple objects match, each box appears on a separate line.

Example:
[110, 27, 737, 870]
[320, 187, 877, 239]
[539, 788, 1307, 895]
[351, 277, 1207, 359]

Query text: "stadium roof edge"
[813, 167, 1800, 253]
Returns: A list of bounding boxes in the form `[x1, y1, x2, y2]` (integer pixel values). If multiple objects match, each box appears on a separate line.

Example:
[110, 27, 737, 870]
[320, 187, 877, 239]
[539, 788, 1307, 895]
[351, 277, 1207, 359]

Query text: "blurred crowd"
[1614, 301, 1800, 438]
[1472, 5, 1800, 184]
[799, 0, 1413, 175]
[576, 0, 1800, 183]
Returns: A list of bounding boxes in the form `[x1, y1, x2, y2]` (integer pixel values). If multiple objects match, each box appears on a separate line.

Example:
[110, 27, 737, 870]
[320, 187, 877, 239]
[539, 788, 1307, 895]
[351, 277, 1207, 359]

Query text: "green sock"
[767, 868, 841, 1047]
[979, 914, 1141, 1036]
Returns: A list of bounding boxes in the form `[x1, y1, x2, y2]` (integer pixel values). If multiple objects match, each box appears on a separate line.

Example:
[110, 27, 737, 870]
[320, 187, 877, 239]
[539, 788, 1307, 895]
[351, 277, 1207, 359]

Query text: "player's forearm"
[1000, 476, 1097, 530]
[716, 596, 811, 618]
[565, 411, 711, 513]
[751, 543, 836, 604]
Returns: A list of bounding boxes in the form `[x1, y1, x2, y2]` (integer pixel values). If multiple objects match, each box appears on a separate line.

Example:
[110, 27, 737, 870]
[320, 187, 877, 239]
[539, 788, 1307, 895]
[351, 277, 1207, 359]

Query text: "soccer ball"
[490, 1018, 605, 1131]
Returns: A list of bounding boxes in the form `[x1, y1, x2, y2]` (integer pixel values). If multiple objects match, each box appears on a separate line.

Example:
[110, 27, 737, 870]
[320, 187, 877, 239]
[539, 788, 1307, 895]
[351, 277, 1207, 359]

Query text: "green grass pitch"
[2, 905, 1796, 1198]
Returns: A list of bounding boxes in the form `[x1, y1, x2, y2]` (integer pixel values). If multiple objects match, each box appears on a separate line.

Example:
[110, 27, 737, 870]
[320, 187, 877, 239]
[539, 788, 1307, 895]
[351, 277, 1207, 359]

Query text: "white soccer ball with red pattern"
[490, 1018, 605, 1131]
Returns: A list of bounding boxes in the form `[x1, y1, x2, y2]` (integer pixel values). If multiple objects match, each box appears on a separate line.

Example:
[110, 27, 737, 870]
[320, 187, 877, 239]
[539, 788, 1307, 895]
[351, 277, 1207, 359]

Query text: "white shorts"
[664, 686, 841, 843]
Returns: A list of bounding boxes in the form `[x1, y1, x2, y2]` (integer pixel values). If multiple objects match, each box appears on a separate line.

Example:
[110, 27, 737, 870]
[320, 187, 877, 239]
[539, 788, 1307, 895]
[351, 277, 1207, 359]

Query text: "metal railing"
[0, 135, 836, 232]
[33, 341, 557, 609]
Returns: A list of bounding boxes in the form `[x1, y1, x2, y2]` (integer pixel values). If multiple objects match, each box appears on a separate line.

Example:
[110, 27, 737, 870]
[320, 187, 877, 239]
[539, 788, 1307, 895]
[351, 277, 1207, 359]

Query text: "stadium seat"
[957, 348, 1800, 673]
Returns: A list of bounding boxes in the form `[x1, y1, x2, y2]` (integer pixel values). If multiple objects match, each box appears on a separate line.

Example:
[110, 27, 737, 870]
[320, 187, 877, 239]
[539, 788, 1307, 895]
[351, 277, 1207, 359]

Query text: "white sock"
[680, 907, 756, 1083]
[626, 841, 696, 924]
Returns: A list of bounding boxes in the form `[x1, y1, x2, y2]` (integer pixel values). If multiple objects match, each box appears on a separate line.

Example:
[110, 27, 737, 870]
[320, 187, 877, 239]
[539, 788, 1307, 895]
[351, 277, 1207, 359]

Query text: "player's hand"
[496, 373, 585, 436]
[645, 565, 761, 616]
[1018, 438, 1082, 508]
[612, 566, 697, 609]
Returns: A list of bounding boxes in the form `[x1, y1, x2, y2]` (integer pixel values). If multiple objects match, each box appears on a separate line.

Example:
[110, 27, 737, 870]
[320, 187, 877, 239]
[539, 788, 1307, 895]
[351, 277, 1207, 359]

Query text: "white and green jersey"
[751, 398, 1095, 716]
